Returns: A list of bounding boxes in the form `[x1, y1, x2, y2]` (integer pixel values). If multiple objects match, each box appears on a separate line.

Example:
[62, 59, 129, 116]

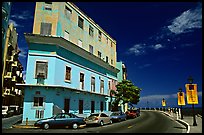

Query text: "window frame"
[91, 76, 95, 92]
[65, 65, 71, 82]
[89, 25, 94, 37]
[35, 60, 48, 79]
[100, 79, 104, 94]
[78, 16, 84, 29]
[40, 22, 52, 35]
[65, 6, 72, 20]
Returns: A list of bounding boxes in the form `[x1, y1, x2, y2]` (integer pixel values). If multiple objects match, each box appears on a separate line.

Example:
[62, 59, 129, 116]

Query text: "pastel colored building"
[21, 2, 119, 123]
[2, 22, 25, 108]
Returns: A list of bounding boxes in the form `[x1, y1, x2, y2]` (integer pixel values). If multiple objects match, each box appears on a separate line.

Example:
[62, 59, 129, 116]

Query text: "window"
[64, 31, 69, 41]
[111, 59, 113, 65]
[34, 97, 43, 107]
[65, 6, 72, 19]
[91, 76, 95, 92]
[108, 80, 111, 90]
[106, 56, 109, 63]
[98, 51, 101, 59]
[78, 39, 82, 47]
[89, 45, 93, 54]
[100, 79, 104, 94]
[40, 22, 52, 35]
[111, 42, 113, 47]
[79, 100, 83, 114]
[106, 37, 108, 44]
[100, 102, 104, 112]
[44, 2, 52, 11]
[35, 61, 48, 79]
[91, 101, 95, 113]
[98, 30, 102, 41]
[78, 16, 84, 29]
[35, 110, 44, 118]
[80, 73, 84, 90]
[65, 66, 71, 82]
[89, 25, 94, 37]
[64, 98, 70, 113]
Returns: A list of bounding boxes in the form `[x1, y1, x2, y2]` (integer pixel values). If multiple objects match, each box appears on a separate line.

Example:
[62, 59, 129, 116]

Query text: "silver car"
[85, 112, 112, 126]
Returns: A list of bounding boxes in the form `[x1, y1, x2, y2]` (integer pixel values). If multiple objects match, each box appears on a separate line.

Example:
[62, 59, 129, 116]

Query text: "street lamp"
[188, 76, 197, 126]
[178, 88, 183, 119]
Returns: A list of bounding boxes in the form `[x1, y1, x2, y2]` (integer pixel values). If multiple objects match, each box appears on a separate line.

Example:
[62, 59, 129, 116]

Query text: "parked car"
[110, 111, 127, 122]
[85, 112, 112, 126]
[125, 108, 140, 119]
[34, 113, 86, 130]
[2, 106, 9, 118]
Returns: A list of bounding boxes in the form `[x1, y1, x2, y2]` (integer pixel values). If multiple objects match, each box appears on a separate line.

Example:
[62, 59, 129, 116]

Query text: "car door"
[54, 113, 65, 127]
[101, 113, 109, 124]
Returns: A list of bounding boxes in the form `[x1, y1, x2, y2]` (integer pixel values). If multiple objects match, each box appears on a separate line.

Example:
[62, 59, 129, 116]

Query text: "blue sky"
[9, 2, 202, 108]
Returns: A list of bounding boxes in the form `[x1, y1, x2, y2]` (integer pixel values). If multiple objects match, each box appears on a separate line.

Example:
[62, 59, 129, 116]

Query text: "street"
[2, 111, 186, 133]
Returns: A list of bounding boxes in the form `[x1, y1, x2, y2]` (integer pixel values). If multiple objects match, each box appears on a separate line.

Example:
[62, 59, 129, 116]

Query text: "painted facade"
[2, 23, 24, 108]
[22, 2, 119, 123]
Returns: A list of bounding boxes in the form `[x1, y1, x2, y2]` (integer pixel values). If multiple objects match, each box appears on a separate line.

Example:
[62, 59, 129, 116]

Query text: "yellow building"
[32, 2, 117, 68]
[2, 23, 24, 107]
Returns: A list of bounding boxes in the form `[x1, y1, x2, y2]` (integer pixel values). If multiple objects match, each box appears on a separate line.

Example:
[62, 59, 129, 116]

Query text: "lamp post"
[188, 76, 197, 126]
[162, 98, 166, 112]
[178, 88, 183, 119]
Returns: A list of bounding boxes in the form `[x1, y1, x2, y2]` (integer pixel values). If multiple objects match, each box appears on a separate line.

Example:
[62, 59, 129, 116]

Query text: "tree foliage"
[111, 80, 141, 111]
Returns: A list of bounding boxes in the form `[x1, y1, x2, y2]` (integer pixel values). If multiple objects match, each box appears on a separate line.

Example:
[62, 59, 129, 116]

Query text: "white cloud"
[138, 64, 152, 69]
[167, 3, 202, 34]
[9, 19, 24, 28]
[11, 10, 33, 20]
[18, 47, 28, 58]
[153, 44, 163, 50]
[128, 44, 146, 56]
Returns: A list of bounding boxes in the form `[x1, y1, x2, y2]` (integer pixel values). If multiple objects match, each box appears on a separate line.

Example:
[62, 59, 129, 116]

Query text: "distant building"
[21, 2, 119, 123]
[116, 62, 128, 112]
[2, 2, 11, 61]
[2, 23, 25, 108]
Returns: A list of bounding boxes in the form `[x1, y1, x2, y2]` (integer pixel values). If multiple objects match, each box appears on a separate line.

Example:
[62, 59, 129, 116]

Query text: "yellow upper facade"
[32, 2, 117, 67]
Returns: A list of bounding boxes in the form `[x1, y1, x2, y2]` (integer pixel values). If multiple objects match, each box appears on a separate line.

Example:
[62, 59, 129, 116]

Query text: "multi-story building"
[2, 2, 12, 88]
[21, 2, 119, 123]
[2, 23, 25, 108]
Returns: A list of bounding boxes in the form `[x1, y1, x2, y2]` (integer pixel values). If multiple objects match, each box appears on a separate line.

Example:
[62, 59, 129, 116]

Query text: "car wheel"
[99, 121, 104, 126]
[43, 123, 49, 130]
[72, 123, 78, 129]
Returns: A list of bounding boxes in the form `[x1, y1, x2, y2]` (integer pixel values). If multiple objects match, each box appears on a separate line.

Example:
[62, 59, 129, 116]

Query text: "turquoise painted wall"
[22, 87, 108, 122]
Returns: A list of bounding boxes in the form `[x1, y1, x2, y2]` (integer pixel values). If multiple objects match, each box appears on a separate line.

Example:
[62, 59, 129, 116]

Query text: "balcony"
[12, 76, 16, 82]
[4, 88, 10, 95]
[12, 61, 18, 67]
[4, 72, 12, 78]
[6, 56, 14, 62]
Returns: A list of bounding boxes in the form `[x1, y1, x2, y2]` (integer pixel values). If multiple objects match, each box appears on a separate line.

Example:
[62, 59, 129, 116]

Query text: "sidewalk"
[162, 111, 202, 133]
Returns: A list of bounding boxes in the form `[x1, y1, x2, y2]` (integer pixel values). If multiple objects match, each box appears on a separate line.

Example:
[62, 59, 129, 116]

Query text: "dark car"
[34, 113, 86, 129]
[110, 111, 127, 122]
[125, 108, 140, 119]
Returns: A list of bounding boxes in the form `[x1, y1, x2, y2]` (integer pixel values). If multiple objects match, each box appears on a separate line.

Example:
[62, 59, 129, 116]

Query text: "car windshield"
[111, 112, 120, 116]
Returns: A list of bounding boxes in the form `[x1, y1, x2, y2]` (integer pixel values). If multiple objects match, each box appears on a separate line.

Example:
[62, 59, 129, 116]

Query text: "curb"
[159, 111, 190, 133]
[12, 125, 39, 129]
[176, 119, 190, 133]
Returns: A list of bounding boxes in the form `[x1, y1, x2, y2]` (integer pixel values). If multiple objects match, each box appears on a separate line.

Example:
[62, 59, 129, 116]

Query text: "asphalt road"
[2, 114, 22, 129]
[2, 111, 186, 133]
